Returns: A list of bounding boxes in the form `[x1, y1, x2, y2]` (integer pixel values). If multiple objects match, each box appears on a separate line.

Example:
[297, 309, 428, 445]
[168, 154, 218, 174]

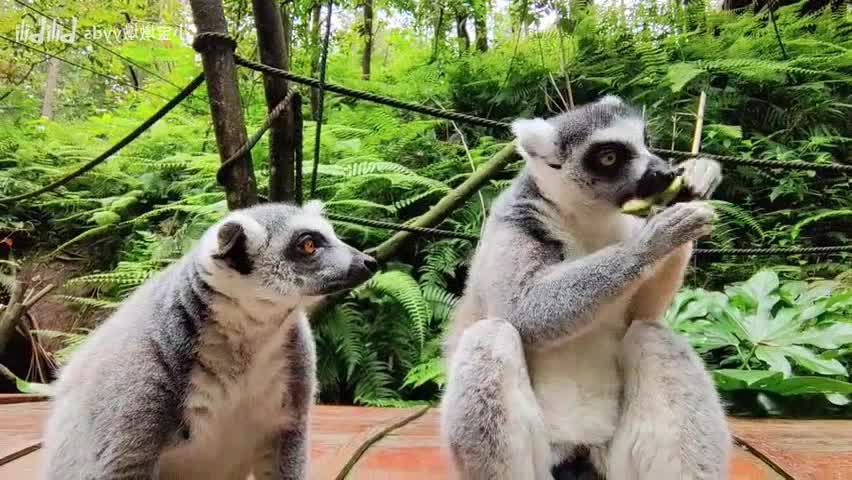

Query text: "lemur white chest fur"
[528, 208, 636, 447]
[158, 299, 311, 480]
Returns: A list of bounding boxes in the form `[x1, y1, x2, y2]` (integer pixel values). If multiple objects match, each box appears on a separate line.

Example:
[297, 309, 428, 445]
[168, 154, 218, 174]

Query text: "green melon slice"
[621, 176, 684, 215]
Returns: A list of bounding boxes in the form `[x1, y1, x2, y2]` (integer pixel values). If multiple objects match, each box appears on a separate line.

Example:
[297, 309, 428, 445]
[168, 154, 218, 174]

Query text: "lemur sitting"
[440, 96, 729, 480]
[41, 201, 377, 480]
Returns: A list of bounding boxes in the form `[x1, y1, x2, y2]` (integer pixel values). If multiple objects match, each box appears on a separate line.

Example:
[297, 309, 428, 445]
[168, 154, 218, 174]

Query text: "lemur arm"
[628, 242, 692, 323]
[627, 157, 721, 323]
[87, 344, 185, 479]
[482, 224, 652, 349]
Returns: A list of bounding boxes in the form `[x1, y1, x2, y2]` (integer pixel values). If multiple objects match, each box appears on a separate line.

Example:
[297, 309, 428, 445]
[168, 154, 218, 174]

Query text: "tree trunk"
[40, 58, 59, 119]
[252, 0, 297, 203]
[430, 5, 446, 62]
[473, 2, 488, 52]
[280, 1, 292, 70]
[309, 2, 322, 119]
[456, 14, 470, 54]
[361, 0, 374, 80]
[188, 0, 258, 209]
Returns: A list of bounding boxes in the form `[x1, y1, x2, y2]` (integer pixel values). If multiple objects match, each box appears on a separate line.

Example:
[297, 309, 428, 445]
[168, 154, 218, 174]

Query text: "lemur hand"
[677, 157, 722, 200]
[635, 201, 715, 261]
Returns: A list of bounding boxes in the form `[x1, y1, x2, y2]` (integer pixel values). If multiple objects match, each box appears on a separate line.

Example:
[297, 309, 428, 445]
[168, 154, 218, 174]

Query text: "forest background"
[0, 0, 850, 417]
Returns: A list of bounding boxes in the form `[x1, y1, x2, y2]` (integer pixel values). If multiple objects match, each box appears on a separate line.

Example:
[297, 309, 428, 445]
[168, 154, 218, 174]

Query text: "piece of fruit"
[621, 175, 684, 215]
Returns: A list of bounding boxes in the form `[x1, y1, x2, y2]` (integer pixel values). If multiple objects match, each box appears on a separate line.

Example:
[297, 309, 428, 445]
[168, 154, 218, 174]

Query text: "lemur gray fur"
[41, 201, 377, 480]
[440, 95, 730, 480]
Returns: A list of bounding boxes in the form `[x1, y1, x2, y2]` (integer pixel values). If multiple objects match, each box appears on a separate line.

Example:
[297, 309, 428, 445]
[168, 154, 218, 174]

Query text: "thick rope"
[649, 148, 852, 173]
[325, 212, 851, 256]
[230, 54, 852, 174]
[0, 73, 206, 205]
[192, 31, 239, 53]
[310, 0, 334, 197]
[216, 91, 295, 186]
[233, 55, 510, 129]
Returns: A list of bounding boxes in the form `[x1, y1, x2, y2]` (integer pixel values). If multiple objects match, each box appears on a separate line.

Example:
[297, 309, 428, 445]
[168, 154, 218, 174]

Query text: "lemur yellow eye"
[299, 238, 316, 255]
[599, 150, 617, 166]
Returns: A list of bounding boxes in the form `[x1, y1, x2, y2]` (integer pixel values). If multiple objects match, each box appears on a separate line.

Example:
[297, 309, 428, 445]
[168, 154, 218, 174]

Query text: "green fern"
[364, 271, 431, 347]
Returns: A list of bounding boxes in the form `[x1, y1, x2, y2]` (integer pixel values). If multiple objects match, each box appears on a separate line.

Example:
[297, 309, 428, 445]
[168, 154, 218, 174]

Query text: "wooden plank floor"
[1, 395, 850, 479]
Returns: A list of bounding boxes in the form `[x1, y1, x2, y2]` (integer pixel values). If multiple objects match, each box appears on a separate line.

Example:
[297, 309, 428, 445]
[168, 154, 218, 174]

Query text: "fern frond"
[364, 271, 431, 346]
[791, 210, 852, 240]
[56, 295, 119, 310]
[708, 200, 765, 241]
[402, 356, 447, 390]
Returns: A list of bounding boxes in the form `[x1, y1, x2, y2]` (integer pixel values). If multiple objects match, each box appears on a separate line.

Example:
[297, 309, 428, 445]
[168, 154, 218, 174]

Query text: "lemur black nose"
[636, 158, 677, 198]
[362, 256, 378, 273]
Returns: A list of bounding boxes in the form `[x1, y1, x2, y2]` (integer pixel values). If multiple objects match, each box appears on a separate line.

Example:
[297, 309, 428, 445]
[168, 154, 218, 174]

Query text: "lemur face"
[512, 95, 678, 209]
[206, 201, 377, 301]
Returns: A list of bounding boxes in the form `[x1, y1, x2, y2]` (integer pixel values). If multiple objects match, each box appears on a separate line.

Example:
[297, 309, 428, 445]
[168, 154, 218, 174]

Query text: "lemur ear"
[213, 221, 254, 274]
[511, 118, 558, 167]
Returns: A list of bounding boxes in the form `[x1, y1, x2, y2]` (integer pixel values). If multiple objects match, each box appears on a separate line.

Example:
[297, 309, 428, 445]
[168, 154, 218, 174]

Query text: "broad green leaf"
[796, 324, 852, 350]
[713, 369, 782, 391]
[826, 393, 850, 406]
[779, 345, 847, 376]
[779, 280, 807, 304]
[826, 292, 852, 312]
[747, 270, 780, 297]
[714, 370, 852, 396]
[755, 346, 792, 377]
[767, 377, 852, 396]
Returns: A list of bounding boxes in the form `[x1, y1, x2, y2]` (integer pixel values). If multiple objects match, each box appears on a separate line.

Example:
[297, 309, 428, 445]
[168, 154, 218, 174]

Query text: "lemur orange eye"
[299, 238, 316, 255]
[599, 150, 617, 166]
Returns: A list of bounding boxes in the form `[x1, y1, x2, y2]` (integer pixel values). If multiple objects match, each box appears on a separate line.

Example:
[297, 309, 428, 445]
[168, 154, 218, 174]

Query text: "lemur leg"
[607, 321, 730, 480]
[441, 319, 551, 480]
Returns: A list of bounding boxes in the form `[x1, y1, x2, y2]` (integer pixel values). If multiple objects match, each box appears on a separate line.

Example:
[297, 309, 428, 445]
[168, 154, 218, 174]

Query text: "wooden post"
[188, 0, 258, 209]
[252, 0, 298, 203]
[691, 91, 707, 155]
[293, 92, 304, 205]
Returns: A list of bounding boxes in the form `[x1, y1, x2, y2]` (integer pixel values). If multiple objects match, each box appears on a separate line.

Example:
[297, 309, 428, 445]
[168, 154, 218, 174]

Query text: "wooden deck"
[2, 395, 851, 479]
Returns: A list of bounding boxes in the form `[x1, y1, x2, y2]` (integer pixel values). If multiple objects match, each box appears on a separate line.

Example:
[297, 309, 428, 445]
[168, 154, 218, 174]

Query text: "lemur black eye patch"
[582, 142, 633, 178]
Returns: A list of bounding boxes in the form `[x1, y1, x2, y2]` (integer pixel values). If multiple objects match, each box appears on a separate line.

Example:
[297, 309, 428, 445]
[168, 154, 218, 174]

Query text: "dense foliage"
[1, 0, 850, 415]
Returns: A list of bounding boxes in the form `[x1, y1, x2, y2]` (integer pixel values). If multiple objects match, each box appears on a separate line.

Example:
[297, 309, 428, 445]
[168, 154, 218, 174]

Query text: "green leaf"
[767, 377, 852, 396]
[706, 124, 743, 139]
[797, 324, 852, 350]
[755, 347, 792, 377]
[713, 369, 782, 391]
[778, 345, 847, 376]
[364, 270, 431, 346]
[826, 393, 850, 406]
[744, 270, 780, 309]
[665, 63, 704, 92]
[15, 376, 53, 396]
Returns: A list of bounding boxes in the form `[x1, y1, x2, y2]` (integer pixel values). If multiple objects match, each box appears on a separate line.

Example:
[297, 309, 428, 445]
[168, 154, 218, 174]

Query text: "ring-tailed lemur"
[440, 96, 730, 480]
[42, 201, 377, 480]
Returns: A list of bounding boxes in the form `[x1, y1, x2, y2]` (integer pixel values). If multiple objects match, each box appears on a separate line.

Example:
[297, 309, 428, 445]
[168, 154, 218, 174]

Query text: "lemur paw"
[637, 201, 715, 259]
[676, 157, 723, 200]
